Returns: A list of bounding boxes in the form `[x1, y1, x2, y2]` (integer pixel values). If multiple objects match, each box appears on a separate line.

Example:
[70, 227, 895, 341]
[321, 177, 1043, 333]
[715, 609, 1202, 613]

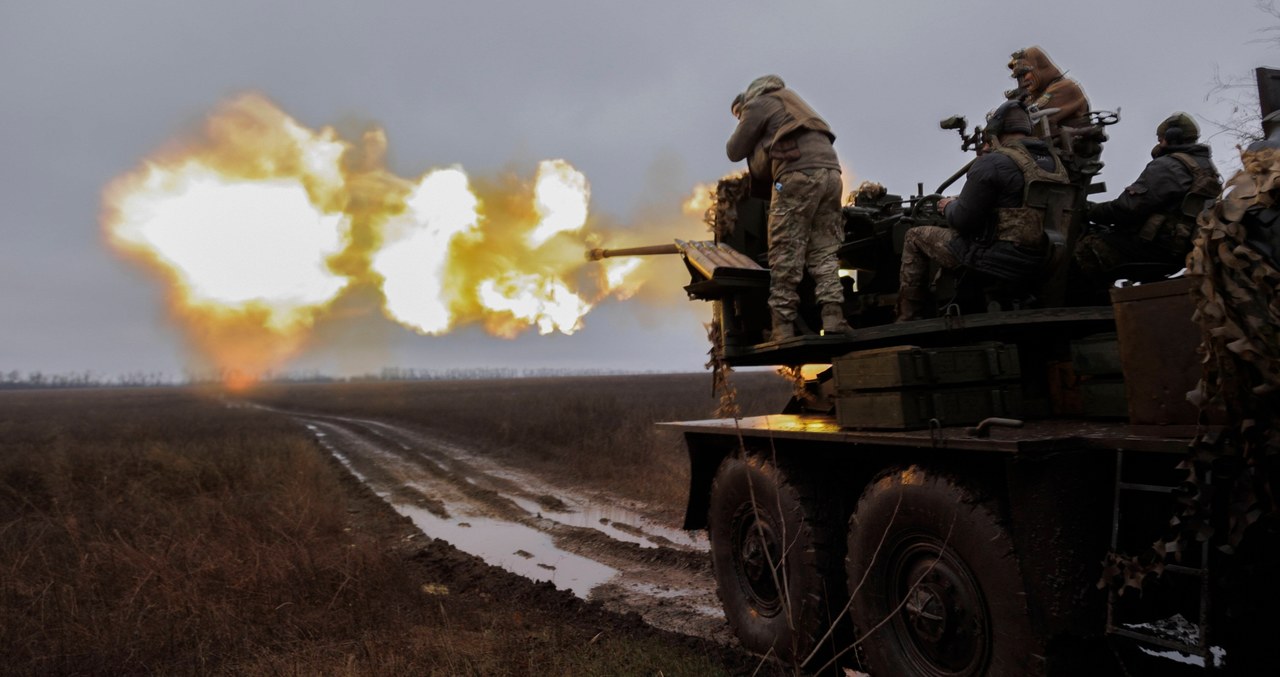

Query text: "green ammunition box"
[835, 385, 1023, 430]
[1081, 378, 1128, 419]
[1070, 332, 1123, 376]
[832, 343, 1020, 391]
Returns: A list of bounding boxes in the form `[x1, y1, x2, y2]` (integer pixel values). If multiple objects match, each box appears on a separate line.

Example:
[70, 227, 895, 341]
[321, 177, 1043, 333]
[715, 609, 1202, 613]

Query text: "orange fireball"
[101, 93, 658, 388]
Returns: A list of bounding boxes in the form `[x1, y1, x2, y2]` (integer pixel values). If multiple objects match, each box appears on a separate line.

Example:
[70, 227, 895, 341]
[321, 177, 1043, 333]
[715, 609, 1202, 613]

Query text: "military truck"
[593, 71, 1280, 675]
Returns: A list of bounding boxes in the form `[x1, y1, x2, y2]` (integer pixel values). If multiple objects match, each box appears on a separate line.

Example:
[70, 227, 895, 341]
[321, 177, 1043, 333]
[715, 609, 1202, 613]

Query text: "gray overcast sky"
[1, 0, 1275, 378]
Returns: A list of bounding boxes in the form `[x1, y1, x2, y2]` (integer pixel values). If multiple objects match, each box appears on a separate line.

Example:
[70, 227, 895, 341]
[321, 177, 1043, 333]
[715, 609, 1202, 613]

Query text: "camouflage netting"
[703, 173, 752, 239]
[701, 172, 745, 419]
[1188, 148, 1280, 417]
[705, 307, 741, 419]
[849, 180, 886, 206]
[1101, 148, 1280, 594]
[695, 172, 751, 410]
[1184, 147, 1280, 548]
[776, 365, 810, 406]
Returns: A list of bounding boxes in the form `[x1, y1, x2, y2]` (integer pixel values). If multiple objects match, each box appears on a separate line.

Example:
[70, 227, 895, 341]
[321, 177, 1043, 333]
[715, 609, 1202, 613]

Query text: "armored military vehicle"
[592, 71, 1280, 675]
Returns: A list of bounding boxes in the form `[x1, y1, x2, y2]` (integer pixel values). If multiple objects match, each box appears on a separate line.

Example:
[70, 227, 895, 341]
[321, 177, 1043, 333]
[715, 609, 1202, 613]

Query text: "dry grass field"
[249, 370, 792, 518]
[0, 383, 785, 676]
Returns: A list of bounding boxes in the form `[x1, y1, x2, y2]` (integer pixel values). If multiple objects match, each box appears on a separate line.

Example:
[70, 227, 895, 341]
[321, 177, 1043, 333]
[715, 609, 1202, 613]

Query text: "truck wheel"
[845, 467, 1041, 677]
[708, 454, 839, 664]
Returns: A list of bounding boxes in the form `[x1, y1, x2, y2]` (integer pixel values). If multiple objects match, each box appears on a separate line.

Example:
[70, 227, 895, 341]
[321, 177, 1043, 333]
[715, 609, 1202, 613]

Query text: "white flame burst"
[101, 93, 651, 386]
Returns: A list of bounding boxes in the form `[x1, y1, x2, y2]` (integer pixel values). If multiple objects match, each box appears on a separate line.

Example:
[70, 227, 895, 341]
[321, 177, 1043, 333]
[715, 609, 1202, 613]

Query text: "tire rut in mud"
[289, 409, 730, 645]
[320, 436, 772, 675]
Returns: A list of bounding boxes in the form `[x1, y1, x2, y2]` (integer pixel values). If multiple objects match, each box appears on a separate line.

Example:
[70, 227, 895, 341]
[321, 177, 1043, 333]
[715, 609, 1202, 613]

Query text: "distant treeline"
[0, 370, 175, 389]
[357, 367, 647, 382]
[0, 367, 667, 389]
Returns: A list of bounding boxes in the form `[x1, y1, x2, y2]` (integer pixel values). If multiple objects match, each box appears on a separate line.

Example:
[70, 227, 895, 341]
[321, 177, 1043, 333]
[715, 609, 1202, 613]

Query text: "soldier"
[730, 91, 772, 202]
[897, 101, 1070, 321]
[726, 74, 854, 339]
[1007, 46, 1090, 134]
[1074, 113, 1223, 291]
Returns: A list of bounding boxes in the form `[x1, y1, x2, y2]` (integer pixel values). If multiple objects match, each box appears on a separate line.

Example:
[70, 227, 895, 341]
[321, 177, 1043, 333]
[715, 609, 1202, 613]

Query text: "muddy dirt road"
[278, 407, 734, 645]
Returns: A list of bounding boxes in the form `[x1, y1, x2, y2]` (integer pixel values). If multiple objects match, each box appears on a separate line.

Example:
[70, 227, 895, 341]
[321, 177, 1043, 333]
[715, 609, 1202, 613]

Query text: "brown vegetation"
[0, 385, 777, 675]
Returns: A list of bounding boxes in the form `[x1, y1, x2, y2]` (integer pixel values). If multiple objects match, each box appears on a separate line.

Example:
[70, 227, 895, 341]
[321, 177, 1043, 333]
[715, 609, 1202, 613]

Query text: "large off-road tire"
[845, 467, 1043, 677]
[707, 454, 842, 664]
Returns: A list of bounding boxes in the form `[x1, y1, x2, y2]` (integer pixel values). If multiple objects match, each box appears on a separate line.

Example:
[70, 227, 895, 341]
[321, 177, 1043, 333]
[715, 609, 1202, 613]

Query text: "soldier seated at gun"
[897, 101, 1070, 321]
[1072, 113, 1223, 299]
[1007, 45, 1090, 136]
[1006, 45, 1113, 187]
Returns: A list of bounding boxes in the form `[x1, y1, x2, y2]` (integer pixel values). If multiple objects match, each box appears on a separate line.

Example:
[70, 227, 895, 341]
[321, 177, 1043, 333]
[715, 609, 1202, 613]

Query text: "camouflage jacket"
[1009, 46, 1090, 132]
[1089, 144, 1220, 229]
[726, 79, 839, 180]
[944, 139, 1059, 241]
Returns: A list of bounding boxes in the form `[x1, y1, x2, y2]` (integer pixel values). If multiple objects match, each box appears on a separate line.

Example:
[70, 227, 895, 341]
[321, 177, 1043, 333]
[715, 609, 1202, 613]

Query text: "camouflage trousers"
[899, 226, 963, 293]
[768, 167, 845, 320]
[1073, 230, 1187, 289]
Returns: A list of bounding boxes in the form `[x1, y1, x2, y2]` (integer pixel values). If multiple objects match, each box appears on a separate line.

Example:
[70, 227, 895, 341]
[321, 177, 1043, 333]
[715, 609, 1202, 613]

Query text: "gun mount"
[591, 104, 1120, 368]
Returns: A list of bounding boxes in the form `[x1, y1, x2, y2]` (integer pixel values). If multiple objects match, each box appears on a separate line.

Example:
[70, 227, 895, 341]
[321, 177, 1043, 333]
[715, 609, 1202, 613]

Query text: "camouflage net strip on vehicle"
[702, 175, 753, 420]
[703, 173, 751, 239]
[1185, 146, 1280, 549]
[1189, 147, 1280, 413]
[705, 310, 740, 419]
[1100, 147, 1280, 593]
[776, 365, 810, 406]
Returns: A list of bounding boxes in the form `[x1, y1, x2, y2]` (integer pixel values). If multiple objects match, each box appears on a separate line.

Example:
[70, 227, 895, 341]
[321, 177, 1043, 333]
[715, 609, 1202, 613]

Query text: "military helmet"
[986, 100, 1033, 137]
[1157, 112, 1199, 144]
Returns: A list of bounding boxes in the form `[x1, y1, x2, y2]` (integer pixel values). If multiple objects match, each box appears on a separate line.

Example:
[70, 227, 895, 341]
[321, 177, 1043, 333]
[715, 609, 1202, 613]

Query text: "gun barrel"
[586, 243, 681, 261]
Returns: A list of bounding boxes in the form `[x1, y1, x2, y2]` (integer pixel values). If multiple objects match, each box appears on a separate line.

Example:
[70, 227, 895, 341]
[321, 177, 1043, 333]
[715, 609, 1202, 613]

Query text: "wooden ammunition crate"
[832, 343, 1020, 391]
[1111, 278, 1212, 425]
[835, 385, 1023, 430]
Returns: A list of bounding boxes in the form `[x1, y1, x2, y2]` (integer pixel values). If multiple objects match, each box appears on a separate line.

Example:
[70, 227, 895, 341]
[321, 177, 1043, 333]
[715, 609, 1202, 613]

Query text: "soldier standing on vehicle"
[726, 74, 854, 339]
[1007, 46, 1090, 134]
[1073, 113, 1223, 292]
[896, 101, 1069, 321]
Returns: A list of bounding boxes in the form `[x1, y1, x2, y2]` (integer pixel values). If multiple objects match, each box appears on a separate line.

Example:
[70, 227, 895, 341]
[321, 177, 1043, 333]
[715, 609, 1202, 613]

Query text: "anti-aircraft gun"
[591, 80, 1279, 675]
[592, 101, 1121, 366]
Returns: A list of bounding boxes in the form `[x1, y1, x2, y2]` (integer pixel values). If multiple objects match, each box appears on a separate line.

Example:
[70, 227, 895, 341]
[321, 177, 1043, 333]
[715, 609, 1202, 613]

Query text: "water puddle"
[395, 504, 617, 597]
[499, 492, 703, 550]
[621, 582, 723, 617]
[316, 414, 705, 551]
[625, 582, 701, 600]
[308, 425, 366, 481]
[299, 413, 704, 600]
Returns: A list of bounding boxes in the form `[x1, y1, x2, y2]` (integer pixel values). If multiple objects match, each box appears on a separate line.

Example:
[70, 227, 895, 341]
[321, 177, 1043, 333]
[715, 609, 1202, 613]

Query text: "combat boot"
[769, 311, 796, 341]
[821, 303, 855, 337]
[895, 289, 929, 323]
